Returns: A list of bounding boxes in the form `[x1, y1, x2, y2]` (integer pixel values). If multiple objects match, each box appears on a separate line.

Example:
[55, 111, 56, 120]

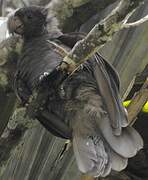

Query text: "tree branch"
[122, 14, 148, 28]
[48, 0, 146, 73]
[47, 40, 68, 58]
[122, 76, 136, 101]
[128, 78, 148, 126]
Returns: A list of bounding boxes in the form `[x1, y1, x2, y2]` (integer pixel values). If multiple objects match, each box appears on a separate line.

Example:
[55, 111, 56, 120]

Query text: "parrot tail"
[73, 133, 128, 177]
[72, 102, 143, 177]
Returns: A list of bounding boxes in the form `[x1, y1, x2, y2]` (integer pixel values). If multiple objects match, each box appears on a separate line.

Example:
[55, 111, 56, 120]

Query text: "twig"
[123, 14, 148, 28]
[47, 40, 68, 58]
[122, 9, 137, 24]
[122, 76, 136, 101]
[128, 78, 148, 126]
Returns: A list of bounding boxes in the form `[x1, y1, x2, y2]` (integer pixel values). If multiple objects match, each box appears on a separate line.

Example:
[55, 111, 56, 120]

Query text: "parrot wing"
[93, 54, 128, 135]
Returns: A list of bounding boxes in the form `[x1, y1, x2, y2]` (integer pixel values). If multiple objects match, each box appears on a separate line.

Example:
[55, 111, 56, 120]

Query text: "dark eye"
[27, 14, 32, 19]
[26, 13, 33, 19]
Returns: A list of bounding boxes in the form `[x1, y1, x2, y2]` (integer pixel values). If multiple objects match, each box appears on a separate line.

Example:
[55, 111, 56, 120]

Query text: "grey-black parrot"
[8, 6, 143, 177]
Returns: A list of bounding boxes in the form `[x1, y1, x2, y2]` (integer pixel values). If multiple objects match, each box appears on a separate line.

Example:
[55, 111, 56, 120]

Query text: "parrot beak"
[7, 14, 24, 35]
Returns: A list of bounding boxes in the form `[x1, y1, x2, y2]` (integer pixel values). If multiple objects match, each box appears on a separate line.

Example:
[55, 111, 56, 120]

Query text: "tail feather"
[73, 134, 110, 177]
[109, 149, 128, 171]
[72, 111, 143, 177]
[96, 114, 143, 158]
[73, 133, 129, 177]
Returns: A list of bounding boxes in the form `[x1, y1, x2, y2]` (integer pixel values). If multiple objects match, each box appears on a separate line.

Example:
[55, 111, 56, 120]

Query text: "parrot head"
[7, 6, 48, 38]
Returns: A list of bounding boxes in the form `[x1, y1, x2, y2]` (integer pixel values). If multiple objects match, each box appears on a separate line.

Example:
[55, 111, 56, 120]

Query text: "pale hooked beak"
[7, 14, 24, 35]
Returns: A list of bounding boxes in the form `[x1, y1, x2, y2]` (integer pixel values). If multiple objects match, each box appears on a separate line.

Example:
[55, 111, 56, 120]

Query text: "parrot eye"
[27, 14, 32, 19]
[26, 13, 33, 19]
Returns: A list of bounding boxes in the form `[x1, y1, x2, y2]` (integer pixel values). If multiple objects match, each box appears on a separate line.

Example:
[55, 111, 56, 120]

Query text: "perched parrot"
[8, 6, 143, 177]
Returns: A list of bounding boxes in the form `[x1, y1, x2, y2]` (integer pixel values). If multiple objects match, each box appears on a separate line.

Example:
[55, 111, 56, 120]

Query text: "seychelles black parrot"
[8, 6, 143, 177]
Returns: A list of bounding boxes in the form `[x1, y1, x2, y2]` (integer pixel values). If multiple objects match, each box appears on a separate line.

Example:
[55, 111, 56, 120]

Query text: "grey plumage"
[65, 71, 143, 176]
[8, 6, 143, 177]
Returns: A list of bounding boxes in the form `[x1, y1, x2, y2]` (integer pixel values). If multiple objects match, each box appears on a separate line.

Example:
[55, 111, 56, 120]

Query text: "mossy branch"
[55, 0, 146, 73]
